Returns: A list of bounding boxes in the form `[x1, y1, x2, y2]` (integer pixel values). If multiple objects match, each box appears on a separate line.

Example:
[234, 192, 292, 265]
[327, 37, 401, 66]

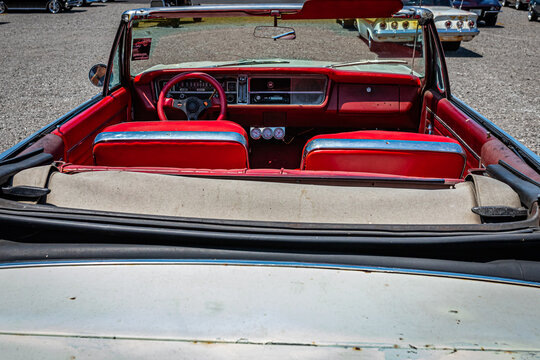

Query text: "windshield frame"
[122, 7, 429, 80]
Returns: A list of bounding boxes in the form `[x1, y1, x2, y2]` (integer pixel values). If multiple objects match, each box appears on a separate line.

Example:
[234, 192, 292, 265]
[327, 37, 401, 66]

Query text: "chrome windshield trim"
[123, 4, 304, 21]
[303, 138, 465, 158]
[94, 131, 248, 148]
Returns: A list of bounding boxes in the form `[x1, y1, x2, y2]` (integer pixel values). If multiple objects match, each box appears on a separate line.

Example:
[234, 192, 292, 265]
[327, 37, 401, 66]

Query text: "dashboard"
[155, 74, 328, 106]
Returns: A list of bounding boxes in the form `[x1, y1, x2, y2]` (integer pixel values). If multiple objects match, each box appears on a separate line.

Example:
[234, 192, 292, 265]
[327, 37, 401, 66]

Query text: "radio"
[250, 93, 290, 104]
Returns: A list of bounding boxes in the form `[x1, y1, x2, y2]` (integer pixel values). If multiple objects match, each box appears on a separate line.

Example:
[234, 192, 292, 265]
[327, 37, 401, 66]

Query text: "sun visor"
[282, 0, 404, 20]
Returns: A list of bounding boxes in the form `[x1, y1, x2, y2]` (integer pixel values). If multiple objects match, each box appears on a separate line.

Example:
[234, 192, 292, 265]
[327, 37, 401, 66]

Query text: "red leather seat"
[301, 130, 466, 178]
[93, 121, 249, 169]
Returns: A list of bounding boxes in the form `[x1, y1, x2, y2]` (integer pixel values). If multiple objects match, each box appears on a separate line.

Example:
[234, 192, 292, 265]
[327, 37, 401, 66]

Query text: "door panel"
[421, 90, 490, 171]
[53, 87, 131, 165]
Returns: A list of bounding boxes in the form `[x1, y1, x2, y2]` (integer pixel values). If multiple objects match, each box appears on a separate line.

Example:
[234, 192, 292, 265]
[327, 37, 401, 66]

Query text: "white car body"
[1, 261, 540, 358]
[355, 6, 479, 47]
[428, 6, 479, 42]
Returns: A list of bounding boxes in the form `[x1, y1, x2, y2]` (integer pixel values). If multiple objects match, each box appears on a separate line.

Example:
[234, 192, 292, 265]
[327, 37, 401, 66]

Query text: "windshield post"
[411, 22, 420, 76]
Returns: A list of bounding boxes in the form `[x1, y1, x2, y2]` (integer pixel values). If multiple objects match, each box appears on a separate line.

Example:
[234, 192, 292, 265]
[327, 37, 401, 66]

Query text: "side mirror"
[88, 64, 109, 87]
[253, 26, 296, 40]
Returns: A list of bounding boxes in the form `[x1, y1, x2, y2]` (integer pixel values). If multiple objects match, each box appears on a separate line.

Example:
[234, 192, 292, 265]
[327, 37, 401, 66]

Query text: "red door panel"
[421, 90, 490, 172]
[53, 88, 131, 165]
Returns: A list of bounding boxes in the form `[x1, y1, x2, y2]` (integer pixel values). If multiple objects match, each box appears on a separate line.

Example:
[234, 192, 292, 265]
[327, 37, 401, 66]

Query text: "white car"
[353, 0, 479, 51]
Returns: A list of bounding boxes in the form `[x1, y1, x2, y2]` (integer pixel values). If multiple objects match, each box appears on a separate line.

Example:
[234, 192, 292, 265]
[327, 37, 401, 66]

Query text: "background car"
[452, 0, 502, 25]
[529, 0, 539, 19]
[403, 0, 479, 51]
[0, 0, 81, 13]
[501, 0, 531, 10]
[351, 0, 479, 51]
[352, 11, 422, 50]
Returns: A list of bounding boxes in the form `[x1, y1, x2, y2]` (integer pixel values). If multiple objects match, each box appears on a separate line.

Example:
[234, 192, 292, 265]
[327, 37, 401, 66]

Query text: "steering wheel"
[157, 72, 227, 121]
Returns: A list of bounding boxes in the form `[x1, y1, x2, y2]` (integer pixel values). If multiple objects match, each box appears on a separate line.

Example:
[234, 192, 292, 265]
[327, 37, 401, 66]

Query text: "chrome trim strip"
[2, 260, 540, 287]
[94, 131, 248, 148]
[426, 106, 480, 163]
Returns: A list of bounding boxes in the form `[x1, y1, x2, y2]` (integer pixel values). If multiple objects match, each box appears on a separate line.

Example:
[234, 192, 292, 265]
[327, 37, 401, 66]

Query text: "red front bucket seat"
[301, 130, 466, 178]
[93, 121, 249, 169]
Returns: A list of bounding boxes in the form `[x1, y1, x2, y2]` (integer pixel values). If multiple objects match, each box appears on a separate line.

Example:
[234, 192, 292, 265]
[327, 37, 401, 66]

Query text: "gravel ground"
[0, 1, 538, 155]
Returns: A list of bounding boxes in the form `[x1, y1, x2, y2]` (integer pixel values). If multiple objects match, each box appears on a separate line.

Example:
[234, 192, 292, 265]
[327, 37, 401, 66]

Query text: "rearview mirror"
[254, 26, 296, 40]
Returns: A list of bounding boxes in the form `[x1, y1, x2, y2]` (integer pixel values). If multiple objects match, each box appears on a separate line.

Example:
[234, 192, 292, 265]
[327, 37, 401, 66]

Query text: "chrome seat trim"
[304, 138, 465, 158]
[302, 138, 467, 177]
[93, 131, 248, 149]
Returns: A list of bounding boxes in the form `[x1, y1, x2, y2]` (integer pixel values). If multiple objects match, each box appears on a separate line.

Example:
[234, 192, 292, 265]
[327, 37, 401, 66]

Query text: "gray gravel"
[0, 1, 538, 155]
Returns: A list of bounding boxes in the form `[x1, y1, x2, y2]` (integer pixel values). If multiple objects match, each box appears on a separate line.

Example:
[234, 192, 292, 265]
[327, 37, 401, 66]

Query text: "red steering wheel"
[157, 72, 227, 121]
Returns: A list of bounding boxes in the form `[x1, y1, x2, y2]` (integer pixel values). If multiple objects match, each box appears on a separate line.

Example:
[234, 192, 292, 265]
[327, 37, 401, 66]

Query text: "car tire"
[484, 15, 498, 25]
[340, 19, 355, 29]
[47, 0, 61, 13]
[443, 41, 461, 51]
[0, 1, 6, 14]
[529, 6, 539, 20]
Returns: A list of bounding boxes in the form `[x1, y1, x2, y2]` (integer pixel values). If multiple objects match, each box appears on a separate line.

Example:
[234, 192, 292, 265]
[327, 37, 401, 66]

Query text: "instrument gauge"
[250, 127, 262, 140]
[273, 127, 285, 140]
[262, 127, 274, 140]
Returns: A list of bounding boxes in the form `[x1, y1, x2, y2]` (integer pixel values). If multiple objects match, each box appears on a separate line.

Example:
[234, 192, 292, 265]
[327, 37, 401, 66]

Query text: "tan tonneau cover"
[11, 169, 513, 225]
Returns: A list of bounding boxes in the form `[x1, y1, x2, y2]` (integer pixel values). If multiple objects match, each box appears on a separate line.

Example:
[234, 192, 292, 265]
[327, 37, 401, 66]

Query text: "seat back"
[301, 130, 466, 178]
[93, 121, 249, 169]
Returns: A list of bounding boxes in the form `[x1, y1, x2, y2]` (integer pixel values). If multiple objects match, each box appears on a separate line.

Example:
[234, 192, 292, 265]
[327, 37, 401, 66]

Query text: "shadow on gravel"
[62, 9, 89, 14]
[0, 22, 9, 26]
[478, 23, 505, 28]
[444, 47, 483, 58]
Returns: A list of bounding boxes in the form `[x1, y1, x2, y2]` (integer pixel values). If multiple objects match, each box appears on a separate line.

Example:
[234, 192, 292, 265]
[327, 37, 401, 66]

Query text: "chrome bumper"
[372, 29, 419, 42]
[437, 28, 480, 42]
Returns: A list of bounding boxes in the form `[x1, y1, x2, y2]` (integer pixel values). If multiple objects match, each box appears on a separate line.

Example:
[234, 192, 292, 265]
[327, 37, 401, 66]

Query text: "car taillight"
[391, 21, 398, 30]
[457, 20, 464, 28]
[402, 21, 409, 29]
[445, 20, 452, 28]
[379, 22, 387, 30]
[468, 20, 475, 27]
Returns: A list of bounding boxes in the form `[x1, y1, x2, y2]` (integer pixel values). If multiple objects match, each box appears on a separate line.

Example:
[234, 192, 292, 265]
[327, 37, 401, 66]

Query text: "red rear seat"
[301, 130, 466, 178]
[93, 121, 249, 169]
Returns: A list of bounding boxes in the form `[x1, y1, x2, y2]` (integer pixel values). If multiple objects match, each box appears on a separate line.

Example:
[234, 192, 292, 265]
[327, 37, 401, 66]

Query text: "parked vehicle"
[529, 0, 539, 19]
[501, 0, 531, 10]
[0, 0, 81, 13]
[352, 10, 422, 49]
[452, 0, 502, 25]
[1, 0, 539, 356]
[350, 0, 479, 51]
[402, 0, 479, 50]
